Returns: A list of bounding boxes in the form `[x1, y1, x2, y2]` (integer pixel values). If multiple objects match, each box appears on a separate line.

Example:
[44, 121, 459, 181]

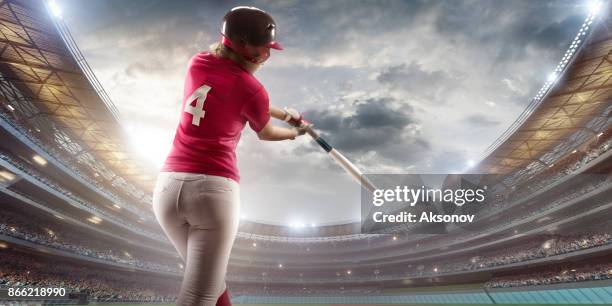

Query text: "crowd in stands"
[422, 231, 612, 276]
[486, 262, 612, 288]
[227, 225, 612, 282]
[228, 285, 382, 296]
[0, 107, 152, 216]
[0, 207, 180, 274]
[0, 250, 179, 302]
[0, 150, 164, 240]
[487, 130, 612, 213]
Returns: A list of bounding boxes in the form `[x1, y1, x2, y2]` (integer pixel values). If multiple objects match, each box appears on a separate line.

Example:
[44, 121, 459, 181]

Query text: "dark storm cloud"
[276, 0, 429, 49]
[433, 0, 583, 64]
[464, 114, 501, 127]
[300, 97, 429, 165]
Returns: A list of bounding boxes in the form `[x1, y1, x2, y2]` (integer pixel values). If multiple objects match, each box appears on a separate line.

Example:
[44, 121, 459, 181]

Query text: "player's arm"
[256, 120, 300, 141]
[269, 105, 287, 120]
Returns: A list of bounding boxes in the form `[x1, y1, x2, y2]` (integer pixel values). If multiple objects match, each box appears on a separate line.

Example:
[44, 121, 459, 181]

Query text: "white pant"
[152, 172, 240, 306]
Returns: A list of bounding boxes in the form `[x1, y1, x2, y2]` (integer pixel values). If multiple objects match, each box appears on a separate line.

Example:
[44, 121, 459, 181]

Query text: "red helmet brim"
[268, 41, 283, 50]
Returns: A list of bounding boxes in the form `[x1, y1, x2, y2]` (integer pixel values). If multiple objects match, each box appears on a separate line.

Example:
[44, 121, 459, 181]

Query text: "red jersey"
[161, 52, 271, 182]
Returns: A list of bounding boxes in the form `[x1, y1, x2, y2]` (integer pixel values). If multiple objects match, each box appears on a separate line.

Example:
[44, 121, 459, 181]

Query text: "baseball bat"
[302, 124, 378, 194]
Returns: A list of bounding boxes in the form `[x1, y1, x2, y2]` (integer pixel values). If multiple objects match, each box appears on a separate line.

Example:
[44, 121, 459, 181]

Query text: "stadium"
[0, 0, 611, 305]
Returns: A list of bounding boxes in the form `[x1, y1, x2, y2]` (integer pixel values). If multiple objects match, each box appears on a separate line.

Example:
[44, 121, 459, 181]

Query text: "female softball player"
[152, 6, 306, 306]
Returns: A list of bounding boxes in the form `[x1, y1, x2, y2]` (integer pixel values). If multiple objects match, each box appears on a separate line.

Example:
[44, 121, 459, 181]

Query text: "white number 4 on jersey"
[184, 84, 211, 126]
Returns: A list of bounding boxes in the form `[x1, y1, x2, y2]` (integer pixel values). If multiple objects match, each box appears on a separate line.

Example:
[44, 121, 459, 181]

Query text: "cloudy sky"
[59, 0, 591, 225]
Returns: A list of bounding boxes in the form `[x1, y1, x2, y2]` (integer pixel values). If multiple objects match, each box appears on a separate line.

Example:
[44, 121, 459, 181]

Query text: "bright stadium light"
[6, 104, 14, 111]
[87, 215, 102, 224]
[32, 155, 47, 166]
[466, 159, 475, 168]
[48, 0, 62, 18]
[127, 124, 173, 169]
[588, 1, 602, 15]
[0, 170, 16, 182]
[547, 72, 558, 82]
[290, 221, 305, 228]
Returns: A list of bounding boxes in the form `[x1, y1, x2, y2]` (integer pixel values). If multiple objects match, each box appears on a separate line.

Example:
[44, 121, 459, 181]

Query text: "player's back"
[161, 52, 269, 182]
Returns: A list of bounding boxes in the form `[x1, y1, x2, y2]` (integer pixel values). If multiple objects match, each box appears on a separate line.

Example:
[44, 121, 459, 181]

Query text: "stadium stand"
[0, 0, 610, 304]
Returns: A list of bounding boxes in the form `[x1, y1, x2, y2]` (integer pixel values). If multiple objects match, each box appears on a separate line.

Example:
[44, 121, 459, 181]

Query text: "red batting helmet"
[220, 6, 283, 64]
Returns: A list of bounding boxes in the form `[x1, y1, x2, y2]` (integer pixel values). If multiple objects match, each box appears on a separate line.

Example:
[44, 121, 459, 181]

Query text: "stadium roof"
[474, 7, 611, 178]
[0, 0, 157, 192]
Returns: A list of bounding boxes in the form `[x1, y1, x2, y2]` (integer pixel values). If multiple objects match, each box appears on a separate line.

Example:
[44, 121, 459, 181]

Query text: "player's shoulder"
[188, 51, 220, 69]
[188, 51, 265, 96]
[238, 71, 265, 97]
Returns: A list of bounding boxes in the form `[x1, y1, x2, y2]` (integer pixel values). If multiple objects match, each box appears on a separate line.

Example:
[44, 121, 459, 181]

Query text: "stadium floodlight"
[310, 223, 316, 227]
[588, 1, 603, 15]
[547, 72, 558, 82]
[252, 242, 257, 247]
[113, 204, 121, 209]
[0, 170, 16, 182]
[48, 0, 62, 18]
[597, 132, 604, 137]
[54, 214, 64, 219]
[87, 216, 102, 224]
[32, 155, 47, 166]
[6, 104, 14, 111]
[278, 263, 283, 268]
[466, 159, 475, 168]
[290, 221, 305, 228]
